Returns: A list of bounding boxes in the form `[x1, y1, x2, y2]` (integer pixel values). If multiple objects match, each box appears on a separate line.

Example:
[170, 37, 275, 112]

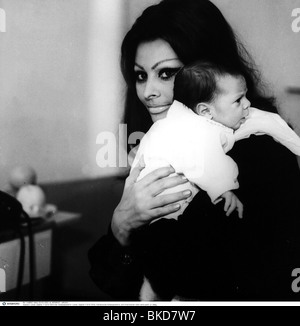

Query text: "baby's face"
[211, 75, 250, 130]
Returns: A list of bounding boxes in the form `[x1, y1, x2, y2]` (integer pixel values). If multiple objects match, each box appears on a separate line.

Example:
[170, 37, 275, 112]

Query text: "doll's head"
[16, 184, 46, 218]
[8, 166, 37, 192]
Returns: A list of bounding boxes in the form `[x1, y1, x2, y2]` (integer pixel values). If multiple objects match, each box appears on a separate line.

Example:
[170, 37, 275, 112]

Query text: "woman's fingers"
[140, 166, 176, 187]
[138, 189, 192, 222]
[150, 174, 189, 196]
[122, 164, 193, 224]
[127, 155, 145, 184]
[150, 203, 181, 219]
[152, 189, 192, 208]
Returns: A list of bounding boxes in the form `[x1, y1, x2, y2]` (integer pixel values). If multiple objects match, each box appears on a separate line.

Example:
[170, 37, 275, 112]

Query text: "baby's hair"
[174, 61, 243, 110]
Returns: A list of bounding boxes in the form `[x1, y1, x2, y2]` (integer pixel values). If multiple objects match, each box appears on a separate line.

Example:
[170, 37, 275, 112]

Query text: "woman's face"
[134, 39, 183, 122]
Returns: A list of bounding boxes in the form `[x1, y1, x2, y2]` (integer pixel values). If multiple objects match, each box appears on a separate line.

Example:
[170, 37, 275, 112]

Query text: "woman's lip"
[147, 105, 171, 114]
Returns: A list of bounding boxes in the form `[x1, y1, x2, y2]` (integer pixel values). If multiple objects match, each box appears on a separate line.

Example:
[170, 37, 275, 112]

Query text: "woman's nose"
[143, 78, 160, 99]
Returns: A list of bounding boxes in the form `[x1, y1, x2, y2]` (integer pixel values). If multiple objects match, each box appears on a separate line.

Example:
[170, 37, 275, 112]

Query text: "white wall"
[127, 0, 160, 25]
[0, 0, 91, 185]
[0, 0, 130, 186]
[86, 0, 127, 178]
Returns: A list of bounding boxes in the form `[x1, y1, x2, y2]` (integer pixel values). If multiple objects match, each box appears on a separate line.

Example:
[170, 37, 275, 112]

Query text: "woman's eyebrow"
[134, 58, 180, 71]
[151, 58, 180, 70]
[134, 63, 144, 70]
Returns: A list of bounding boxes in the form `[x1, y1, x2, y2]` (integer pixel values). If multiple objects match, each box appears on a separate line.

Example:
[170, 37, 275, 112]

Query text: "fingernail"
[183, 190, 191, 197]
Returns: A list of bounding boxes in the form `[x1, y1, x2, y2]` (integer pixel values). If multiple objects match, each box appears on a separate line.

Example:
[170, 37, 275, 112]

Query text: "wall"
[86, 0, 128, 178]
[127, 0, 160, 24]
[0, 0, 128, 187]
[0, 0, 90, 185]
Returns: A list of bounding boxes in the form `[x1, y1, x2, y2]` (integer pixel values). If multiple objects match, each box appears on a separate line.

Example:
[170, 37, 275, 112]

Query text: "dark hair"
[121, 0, 276, 142]
[174, 60, 243, 110]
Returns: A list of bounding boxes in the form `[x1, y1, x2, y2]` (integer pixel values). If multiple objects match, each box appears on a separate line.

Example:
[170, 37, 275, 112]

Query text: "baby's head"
[16, 184, 47, 218]
[174, 61, 251, 130]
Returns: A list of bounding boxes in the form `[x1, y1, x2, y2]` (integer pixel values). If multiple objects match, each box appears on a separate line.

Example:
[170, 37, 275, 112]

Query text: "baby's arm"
[235, 107, 300, 156]
[221, 191, 243, 218]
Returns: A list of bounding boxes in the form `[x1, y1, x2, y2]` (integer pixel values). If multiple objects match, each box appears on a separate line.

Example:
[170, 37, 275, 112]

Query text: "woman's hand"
[111, 157, 192, 246]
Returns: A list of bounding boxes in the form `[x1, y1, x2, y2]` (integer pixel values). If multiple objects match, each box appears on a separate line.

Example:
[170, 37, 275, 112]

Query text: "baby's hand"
[221, 191, 243, 218]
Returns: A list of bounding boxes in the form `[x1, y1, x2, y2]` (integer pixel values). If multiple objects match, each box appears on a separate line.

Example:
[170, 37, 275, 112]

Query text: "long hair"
[121, 0, 276, 143]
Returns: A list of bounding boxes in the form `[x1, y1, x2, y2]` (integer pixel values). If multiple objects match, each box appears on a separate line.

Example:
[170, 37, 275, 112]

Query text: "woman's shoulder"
[230, 134, 299, 164]
[229, 134, 300, 193]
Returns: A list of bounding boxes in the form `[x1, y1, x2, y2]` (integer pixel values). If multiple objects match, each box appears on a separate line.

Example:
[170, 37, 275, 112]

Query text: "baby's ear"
[195, 103, 213, 119]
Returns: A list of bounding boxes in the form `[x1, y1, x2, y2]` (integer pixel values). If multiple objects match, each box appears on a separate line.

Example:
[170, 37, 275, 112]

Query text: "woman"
[88, 0, 300, 300]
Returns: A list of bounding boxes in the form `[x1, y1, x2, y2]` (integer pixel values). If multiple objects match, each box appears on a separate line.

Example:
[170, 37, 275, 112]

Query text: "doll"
[5, 165, 37, 197]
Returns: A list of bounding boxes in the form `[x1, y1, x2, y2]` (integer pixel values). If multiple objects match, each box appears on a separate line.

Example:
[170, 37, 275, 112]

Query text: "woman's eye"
[159, 68, 181, 80]
[135, 71, 147, 83]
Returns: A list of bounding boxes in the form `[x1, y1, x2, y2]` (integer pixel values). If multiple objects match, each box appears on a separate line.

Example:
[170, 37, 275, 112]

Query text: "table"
[0, 211, 81, 293]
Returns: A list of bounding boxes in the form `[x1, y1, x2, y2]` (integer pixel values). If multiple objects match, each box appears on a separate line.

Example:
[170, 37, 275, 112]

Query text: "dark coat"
[88, 135, 300, 301]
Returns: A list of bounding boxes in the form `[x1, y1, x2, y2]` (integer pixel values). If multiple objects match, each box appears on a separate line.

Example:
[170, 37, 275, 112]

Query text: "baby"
[131, 61, 300, 301]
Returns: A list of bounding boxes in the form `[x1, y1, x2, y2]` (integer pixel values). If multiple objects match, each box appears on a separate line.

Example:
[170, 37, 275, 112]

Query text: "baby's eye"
[159, 68, 181, 81]
[135, 71, 147, 83]
[235, 97, 242, 104]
